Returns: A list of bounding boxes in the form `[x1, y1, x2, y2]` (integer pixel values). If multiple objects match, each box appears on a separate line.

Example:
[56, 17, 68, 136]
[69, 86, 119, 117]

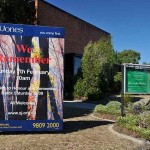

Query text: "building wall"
[37, 0, 110, 55]
[37, 0, 110, 98]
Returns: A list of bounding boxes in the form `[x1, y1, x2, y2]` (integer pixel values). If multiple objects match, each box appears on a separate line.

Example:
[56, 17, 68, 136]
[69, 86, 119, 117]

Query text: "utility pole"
[121, 64, 125, 117]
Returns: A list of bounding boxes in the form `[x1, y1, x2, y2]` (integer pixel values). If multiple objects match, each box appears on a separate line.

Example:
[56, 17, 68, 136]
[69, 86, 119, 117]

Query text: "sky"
[45, 0, 150, 64]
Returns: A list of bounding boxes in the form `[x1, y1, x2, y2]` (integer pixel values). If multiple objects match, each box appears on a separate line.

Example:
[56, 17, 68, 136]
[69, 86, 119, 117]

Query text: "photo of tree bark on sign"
[0, 34, 64, 121]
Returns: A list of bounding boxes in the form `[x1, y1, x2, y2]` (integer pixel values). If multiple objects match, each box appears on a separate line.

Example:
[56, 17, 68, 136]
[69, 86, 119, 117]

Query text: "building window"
[74, 56, 81, 75]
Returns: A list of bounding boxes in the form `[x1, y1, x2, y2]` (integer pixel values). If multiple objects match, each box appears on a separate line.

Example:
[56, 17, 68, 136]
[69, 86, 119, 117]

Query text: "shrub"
[117, 114, 139, 128]
[138, 112, 150, 129]
[74, 37, 115, 100]
[106, 101, 121, 110]
[94, 101, 121, 115]
[140, 129, 150, 140]
[117, 113, 150, 140]
[123, 94, 133, 107]
[113, 72, 121, 94]
[94, 104, 107, 114]
[125, 103, 134, 114]
[106, 102, 121, 115]
[74, 79, 86, 99]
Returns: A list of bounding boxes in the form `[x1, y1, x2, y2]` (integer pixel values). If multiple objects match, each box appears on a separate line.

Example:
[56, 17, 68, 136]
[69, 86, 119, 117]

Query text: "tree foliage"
[113, 49, 141, 94]
[0, 0, 36, 24]
[117, 49, 141, 64]
[143, 62, 150, 65]
[74, 36, 115, 100]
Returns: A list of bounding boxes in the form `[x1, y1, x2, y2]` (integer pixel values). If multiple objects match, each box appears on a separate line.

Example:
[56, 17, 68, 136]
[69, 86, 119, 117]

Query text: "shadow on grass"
[63, 107, 92, 119]
[62, 106, 114, 133]
[0, 119, 114, 135]
[0, 107, 114, 135]
[63, 120, 114, 134]
[63, 106, 114, 133]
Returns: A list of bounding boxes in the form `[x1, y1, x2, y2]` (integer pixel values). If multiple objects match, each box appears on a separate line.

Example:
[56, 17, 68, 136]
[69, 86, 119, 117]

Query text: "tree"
[113, 49, 141, 94]
[117, 49, 141, 64]
[74, 36, 115, 100]
[143, 62, 150, 65]
[0, 0, 36, 24]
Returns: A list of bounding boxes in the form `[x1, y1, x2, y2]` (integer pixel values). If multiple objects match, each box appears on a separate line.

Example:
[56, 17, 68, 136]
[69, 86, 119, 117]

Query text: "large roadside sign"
[123, 64, 150, 94]
[0, 23, 64, 131]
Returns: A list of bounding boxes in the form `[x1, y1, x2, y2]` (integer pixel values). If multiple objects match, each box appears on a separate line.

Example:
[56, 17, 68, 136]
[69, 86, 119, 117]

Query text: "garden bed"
[94, 113, 117, 121]
[94, 99, 150, 141]
[113, 123, 141, 139]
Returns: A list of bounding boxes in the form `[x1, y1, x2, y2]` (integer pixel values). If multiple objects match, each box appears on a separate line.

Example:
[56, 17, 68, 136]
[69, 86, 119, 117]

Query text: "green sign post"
[125, 64, 150, 94]
[121, 64, 150, 117]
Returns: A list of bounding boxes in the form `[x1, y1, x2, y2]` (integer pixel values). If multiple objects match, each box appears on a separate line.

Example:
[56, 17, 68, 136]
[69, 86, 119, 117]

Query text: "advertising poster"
[0, 23, 64, 131]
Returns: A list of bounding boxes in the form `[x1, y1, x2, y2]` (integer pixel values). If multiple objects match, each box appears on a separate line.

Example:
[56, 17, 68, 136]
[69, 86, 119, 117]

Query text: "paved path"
[63, 100, 97, 110]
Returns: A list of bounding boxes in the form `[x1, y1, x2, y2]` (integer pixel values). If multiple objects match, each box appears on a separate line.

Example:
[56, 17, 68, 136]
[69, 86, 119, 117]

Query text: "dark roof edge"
[40, 0, 110, 35]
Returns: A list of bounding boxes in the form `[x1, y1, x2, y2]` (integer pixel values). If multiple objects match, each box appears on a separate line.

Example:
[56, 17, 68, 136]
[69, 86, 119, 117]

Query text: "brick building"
[36, 0, 110, 98]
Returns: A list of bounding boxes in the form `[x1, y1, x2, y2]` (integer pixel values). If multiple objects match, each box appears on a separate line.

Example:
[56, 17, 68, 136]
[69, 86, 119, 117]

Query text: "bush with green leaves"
[74, 36, 115, 100]
[139, 129, 150, 140]
[94, 104, 107, 113]
[94, 101, 121, 115]
[117, 114, 139, 128]
[117, 49, 141, 64]
[123, 94, 134, 107]
[74, 79, 85, 99]
[94, 100, 150, 140]
[117, 113, 150, 140]
[113, 72, 122, 93]
[138, 112, 150, 129]
[106, 101, 121, 110]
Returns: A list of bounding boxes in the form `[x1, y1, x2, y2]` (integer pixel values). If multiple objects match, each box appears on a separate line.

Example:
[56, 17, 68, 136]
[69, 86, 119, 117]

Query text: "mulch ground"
[0, 107, 141, 150]
[94, 113, 117, 121]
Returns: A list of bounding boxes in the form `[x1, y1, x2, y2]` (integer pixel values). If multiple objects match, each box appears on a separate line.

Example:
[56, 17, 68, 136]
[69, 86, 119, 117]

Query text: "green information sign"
[124, 64, 150, 94]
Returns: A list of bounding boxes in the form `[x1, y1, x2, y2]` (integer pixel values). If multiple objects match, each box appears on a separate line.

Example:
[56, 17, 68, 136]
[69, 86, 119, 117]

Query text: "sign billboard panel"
[0, 23, 64, 131]
[124, 64, 150, 94]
